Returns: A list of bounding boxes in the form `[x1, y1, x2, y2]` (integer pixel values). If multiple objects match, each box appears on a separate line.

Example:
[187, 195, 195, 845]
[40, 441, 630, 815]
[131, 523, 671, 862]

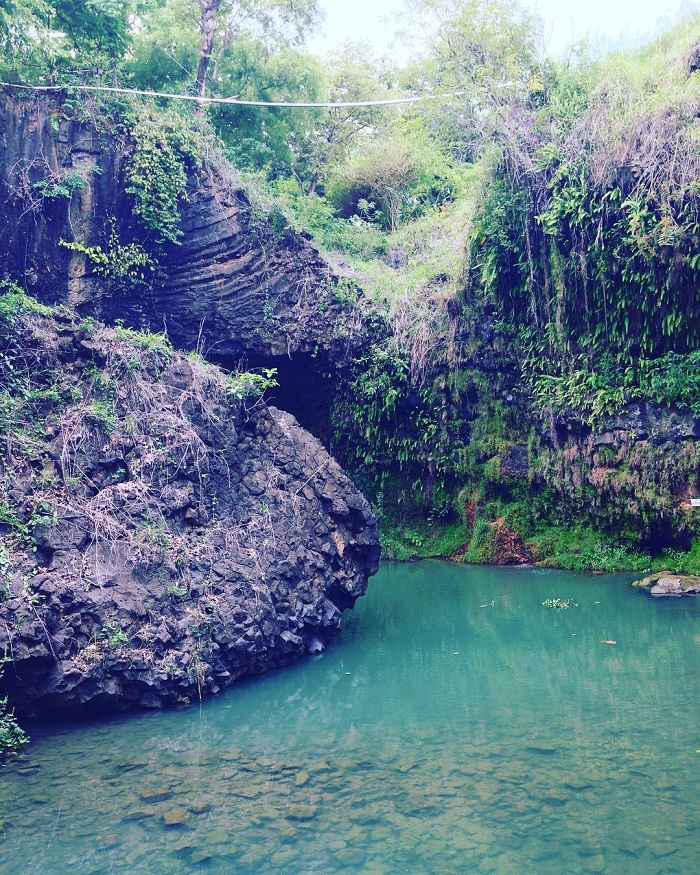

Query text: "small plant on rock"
[0, 657, 29, 759]
[97, 621, 129, 648]
[226, 368, 278, 400]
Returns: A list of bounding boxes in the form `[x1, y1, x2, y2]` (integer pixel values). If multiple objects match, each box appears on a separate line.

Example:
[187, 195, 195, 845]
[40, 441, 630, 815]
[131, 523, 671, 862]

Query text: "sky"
[309, 0, 692, 59]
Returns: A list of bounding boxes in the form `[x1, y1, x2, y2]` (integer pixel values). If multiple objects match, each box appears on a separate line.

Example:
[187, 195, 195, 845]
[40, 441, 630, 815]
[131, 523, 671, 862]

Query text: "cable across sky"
[0, 81, 461, 109]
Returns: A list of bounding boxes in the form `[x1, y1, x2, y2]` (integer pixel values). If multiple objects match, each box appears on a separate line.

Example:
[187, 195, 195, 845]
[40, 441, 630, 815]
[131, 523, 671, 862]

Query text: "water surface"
[1, 562, 699, 874]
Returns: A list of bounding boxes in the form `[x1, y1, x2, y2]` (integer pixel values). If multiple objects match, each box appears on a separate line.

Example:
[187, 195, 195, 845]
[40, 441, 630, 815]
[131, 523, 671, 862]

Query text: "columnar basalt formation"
[0, 92, 363, 363]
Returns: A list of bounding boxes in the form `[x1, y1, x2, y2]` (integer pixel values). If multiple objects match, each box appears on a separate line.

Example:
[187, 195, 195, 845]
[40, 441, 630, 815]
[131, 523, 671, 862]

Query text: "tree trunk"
[195, 0, 222, 111]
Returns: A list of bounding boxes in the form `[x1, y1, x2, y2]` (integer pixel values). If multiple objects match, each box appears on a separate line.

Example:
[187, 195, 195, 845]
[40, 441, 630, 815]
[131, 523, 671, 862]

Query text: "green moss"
[379, 520, 468, 561]
[114, 324, 172, 360]
[526, 525, 650, 572]
[0, 282, 53, 324]
[463, 518, 498, 564]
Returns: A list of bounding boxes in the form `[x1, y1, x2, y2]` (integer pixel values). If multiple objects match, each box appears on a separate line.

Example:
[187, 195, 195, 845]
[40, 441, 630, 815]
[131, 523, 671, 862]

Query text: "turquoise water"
[1, 562, 699, 874]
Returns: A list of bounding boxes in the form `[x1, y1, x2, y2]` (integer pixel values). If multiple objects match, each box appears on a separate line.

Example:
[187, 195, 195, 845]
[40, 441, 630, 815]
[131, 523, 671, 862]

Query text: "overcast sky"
[309, 0, 693, 59]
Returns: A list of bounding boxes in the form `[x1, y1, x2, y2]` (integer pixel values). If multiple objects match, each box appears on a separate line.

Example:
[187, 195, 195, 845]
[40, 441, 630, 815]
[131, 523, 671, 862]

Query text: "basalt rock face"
[534, 404, 700, 546]
[0, 306, 379, 716]
[135, 167, 361, 363]
[0, 92, 362, 365]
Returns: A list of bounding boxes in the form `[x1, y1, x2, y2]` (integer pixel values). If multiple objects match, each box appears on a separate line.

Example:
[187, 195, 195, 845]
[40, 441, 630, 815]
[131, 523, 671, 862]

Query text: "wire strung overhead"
[0, 80, 461, 109]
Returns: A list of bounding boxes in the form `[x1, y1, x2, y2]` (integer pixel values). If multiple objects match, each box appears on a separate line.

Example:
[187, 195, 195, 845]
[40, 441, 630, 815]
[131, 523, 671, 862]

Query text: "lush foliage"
[0, 0, 142, 82]
[468, 17, 700, 396]
[0, 281, 53, 323]
[55, 101, 209, 287]
[123, 108, 201, 244]
[225, 367, 278, 399]
[60, 229, 155, 284]
[0, 661, 29, 759]
[531, 351, 700, 425]
[1, 0, 699, 570]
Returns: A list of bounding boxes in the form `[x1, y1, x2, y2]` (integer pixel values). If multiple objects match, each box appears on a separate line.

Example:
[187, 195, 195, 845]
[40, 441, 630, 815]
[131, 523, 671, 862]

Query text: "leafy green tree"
[414, 0, 541, 91]
[0, 0, 54, 81]
[402, 0, 544, 159]
[205, 39, 323, 171]
[52, 0, 136, 63]
[127, 0, 200, 92]
[329, 122, 459, 230]
[0, 0, 147, 81]
[130, 0, 320, 94]
[127, 0, 325, 170]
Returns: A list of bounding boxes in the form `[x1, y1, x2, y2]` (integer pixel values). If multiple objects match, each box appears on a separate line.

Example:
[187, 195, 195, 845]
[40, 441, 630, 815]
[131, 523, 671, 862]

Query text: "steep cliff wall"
[2, 90, 696, 575]
[330, 289, 700, 565]
[0, 92, 365, 364]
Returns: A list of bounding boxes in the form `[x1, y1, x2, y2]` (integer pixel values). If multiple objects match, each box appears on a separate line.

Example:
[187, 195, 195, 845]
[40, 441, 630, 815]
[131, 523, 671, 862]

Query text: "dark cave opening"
[211, 351, 337, 447]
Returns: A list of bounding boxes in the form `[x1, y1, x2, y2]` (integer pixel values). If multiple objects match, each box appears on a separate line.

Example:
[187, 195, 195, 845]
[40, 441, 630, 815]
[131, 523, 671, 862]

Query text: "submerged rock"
[162, 807, 191, 827]
[286, 803, 318, 821]
[0, 308, 379, 716]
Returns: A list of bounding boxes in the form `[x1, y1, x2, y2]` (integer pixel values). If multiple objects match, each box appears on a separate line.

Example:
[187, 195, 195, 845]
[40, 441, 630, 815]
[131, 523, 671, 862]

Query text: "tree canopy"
[0, 0, 697, 367]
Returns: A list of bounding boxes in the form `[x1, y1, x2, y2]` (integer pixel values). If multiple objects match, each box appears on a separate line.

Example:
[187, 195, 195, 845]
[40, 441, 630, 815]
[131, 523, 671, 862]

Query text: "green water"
[1, 562, 699, 874]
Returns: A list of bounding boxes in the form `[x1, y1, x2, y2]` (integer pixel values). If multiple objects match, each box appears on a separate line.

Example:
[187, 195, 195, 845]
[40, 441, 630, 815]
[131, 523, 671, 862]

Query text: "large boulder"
[631, 572, 700, 597]
[0, 303, 379, 715]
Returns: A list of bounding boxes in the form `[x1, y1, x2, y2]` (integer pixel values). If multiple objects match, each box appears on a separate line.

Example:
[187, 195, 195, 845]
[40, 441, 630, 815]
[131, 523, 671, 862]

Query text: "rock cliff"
[0, 90, 375, 448]
[0, 301, 379, 715]
[533, 404, 700, 546]
[0, 91, 364, 363]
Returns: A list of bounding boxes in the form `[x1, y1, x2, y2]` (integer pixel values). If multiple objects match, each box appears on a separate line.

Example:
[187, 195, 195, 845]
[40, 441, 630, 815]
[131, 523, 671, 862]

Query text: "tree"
[127, 0, 200, 93]
[285, 43, 393, 195]
[0, 0, 55, 81]
[128, 0, 322, 119]
[208, 40, 325, 171]
[0, 0, 147, 81]
[329, 122, 458, 230]
[420, 0, 541, 91]
[195, 0, 222, 98]
[401, 0, 544, 159]
[52, 0, 141, 73]
[188, 0, 321, 100]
